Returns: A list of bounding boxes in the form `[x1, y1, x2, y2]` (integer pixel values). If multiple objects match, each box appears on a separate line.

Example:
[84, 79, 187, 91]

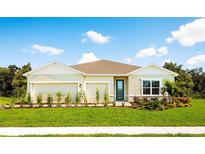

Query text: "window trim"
[141, 78, 162, 96]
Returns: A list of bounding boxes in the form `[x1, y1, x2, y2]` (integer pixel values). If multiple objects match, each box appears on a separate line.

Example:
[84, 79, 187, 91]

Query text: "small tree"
[75, 92, 81, 107]
[104, 89, 109, 107]
[81, 91, 88, 107]
[27, 93, 32, 106]
[65, 92, 72, 107]
[95, 88, 100, 105]
[55, 91, 62, 107]
[47, 94, 53, 108]
[163, 80, 181, 97]
[36, 94, 42, 107]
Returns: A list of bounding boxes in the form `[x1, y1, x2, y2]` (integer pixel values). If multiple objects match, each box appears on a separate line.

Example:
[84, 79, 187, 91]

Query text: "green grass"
[0, 97, 12, 104]
[1, 133, 205, 137]
[0, 99, 204, 126]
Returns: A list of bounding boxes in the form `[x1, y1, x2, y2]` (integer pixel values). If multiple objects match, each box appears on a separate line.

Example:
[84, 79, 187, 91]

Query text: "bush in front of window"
[132, 96, 191, 111]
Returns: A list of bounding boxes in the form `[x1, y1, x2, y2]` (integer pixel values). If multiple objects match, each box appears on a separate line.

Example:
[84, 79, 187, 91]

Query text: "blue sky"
[1, 17, 205, 69]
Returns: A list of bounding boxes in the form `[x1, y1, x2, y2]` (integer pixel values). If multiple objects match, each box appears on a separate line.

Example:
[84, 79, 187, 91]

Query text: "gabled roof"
[24, 60, 178, 76]
[127, 64, 178, 76]
[71, 60, 141, 74]
[23, 61, 84, 76]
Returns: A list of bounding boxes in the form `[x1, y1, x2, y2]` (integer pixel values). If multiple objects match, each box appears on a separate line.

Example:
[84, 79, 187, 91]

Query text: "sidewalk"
[0, 127, 205, 136]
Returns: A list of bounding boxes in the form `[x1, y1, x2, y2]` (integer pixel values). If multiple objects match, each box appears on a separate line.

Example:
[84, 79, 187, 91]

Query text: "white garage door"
[86, 83, 109, 102]
[32, 83, 78, 98]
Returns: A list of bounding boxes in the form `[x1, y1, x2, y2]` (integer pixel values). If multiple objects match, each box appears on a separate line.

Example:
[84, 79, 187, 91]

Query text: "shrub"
[103, 89, 109, 107]
[96, 88, 100, 105]
[81, 91, 88, 107]
[177, 102, 184, 107]
[163, 80, 181, 97]
[65, 92, 72, 107]
[169, 101, 177, 108]
[179, 97, 191, 104]
[75, 92, 81, 106]
[56, 92, 62, 103]
[47, 94, 53, 107]
[133, 96, 144, 107]
[20, 96, 26, 105]
[55, 92, 62, 107]
[36, 94, 42, 106]
[131, 96, 189, 110]
[27, 93, 32, 105]
[145, 97, 163, 110]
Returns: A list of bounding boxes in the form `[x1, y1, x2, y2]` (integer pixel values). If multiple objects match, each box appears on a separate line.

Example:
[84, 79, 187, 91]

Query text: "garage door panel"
[32, 83, 78, 98]
[86, 83, 108, 102]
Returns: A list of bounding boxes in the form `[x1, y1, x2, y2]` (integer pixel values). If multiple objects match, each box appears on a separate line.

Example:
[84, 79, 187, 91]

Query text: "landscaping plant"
[103, 89, 109, 107]
[75, 92, 81, 107]
[47, 94, 53, 108]
[81, 91, 88, 107]
[55, 92, 62, 107]
[65, 92, 72, 107]
[27, 93, 32, 107]
[36, 94, 43, 107]
[95, 88, 100, 106]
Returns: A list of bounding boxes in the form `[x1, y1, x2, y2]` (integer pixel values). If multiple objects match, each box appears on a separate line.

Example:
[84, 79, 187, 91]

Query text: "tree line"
[0, 62, 205, 98]
[163, 62, 205, 98]
[0, 63, 31, 97]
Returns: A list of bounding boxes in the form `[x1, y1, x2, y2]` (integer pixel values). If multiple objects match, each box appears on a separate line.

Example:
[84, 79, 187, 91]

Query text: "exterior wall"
[31, 63, 81, 75]
[128, 74, 175, 102]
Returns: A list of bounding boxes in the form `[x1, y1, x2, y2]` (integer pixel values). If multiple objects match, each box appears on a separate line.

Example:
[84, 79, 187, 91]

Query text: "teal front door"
[116, 79, 124, 101]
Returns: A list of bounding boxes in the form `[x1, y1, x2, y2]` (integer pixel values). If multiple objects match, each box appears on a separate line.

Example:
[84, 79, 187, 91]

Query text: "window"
[142, 80, 160, 95]
[152, 80, 160, 95]
[143, 80, 151, 95]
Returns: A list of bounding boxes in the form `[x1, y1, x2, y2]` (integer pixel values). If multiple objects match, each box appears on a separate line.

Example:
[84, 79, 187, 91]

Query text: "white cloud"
[157, 46, 168, 56]
[32, 44, 64, 55]
[124, 57, 133, 64]
[78, 52, 99, 64]
[186, 54, 205, 65]
[166, 18, 205, 46]
[136, 47, 156, 58]
[136, 46, 168, 58]
[82, 30, 111, 44]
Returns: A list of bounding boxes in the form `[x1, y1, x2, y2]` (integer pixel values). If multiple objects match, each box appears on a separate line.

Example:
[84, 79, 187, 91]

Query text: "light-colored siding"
[128, 65, 176, 102]
[31, 63, 81, 75]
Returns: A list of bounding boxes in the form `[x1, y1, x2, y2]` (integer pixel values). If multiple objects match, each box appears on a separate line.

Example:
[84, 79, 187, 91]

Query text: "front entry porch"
[114, 77, 128, 102]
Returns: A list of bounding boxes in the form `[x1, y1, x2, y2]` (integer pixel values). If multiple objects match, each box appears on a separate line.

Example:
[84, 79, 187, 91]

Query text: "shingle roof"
[70, 60, 141, 74]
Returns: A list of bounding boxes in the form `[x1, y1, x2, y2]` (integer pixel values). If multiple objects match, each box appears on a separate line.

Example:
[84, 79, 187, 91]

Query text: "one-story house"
[24, 60, 178, 103]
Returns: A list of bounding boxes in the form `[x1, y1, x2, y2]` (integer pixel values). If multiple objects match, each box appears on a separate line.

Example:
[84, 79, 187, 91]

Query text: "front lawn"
[0, 97, 12, 104]
[0, 99, 204, 127]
